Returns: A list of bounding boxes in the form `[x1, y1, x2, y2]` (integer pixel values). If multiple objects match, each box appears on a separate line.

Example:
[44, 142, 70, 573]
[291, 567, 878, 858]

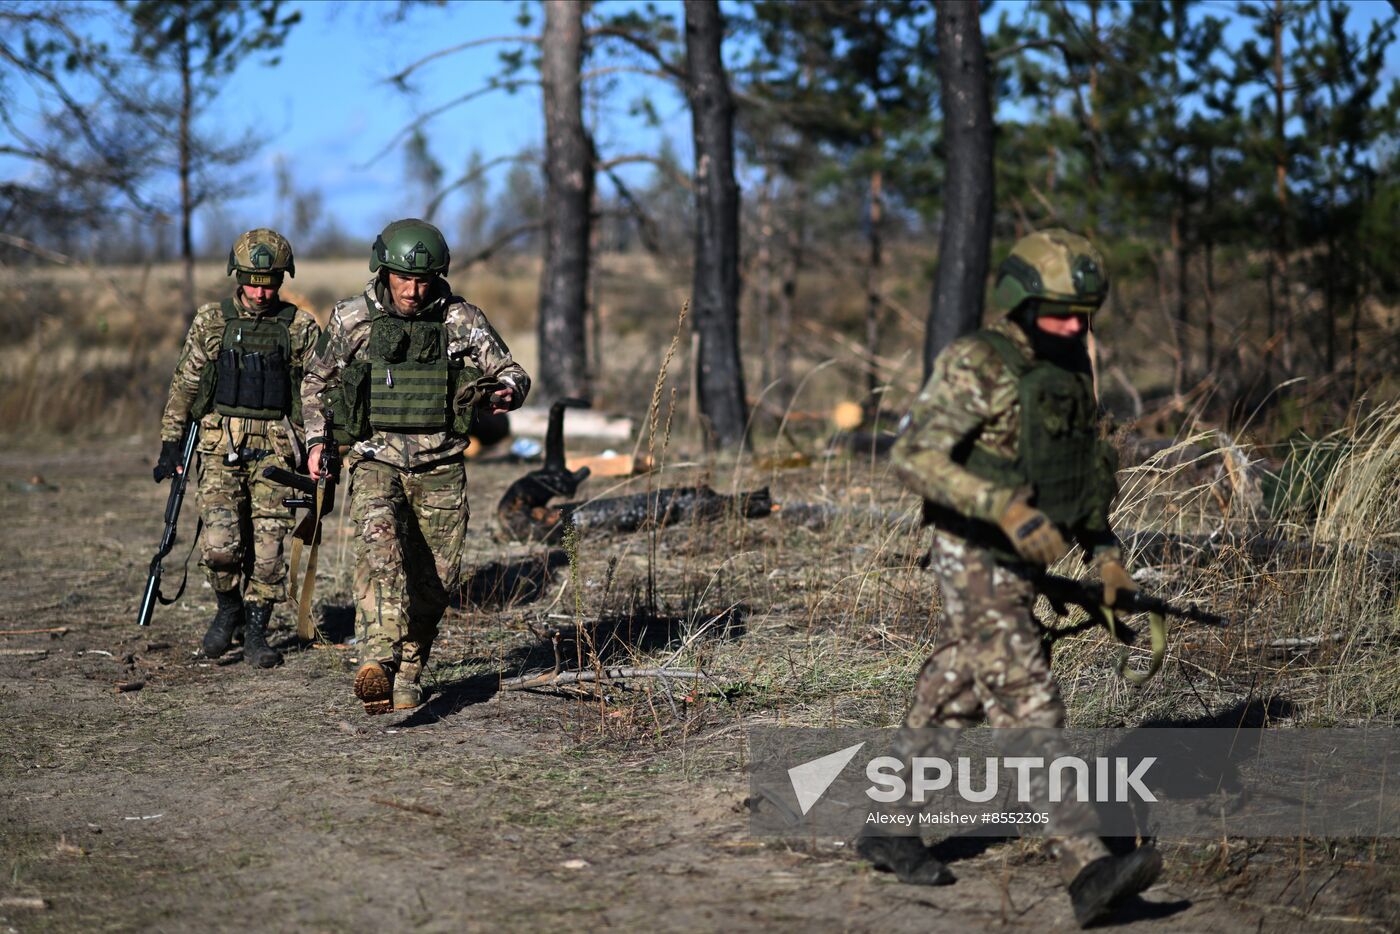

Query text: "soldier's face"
[1036, 313, 1086, 338]
[241, 284, 279, 310]
[387, 272, 433, 314]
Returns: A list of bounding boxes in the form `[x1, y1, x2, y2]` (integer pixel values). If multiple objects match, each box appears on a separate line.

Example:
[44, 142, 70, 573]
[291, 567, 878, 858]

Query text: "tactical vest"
[960, 329, 1116, 535]
[190, 298, 301, 422]
[337, 299, 480, 441]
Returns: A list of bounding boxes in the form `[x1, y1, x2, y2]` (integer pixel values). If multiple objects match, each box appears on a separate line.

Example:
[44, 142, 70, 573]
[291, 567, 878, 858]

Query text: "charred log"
[496, 398, 773, 543]
[501, 485, 774, 544]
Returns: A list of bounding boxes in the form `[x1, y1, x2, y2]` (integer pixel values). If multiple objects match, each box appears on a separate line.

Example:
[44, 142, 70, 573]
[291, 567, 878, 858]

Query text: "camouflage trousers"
[349, 458, 467, 685]
[195, 451, 295, 603]
[899, 532, 1108, 883]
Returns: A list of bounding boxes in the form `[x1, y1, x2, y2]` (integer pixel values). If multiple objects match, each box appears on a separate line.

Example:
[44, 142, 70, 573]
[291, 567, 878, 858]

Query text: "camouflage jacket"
[159, 291, 321, 461]
[301, 278, 530, 471]
[890, 316, 1120, 561]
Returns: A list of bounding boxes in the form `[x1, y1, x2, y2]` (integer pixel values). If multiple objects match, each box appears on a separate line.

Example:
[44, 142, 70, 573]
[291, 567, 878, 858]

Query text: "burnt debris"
[496, 399, 774, 543]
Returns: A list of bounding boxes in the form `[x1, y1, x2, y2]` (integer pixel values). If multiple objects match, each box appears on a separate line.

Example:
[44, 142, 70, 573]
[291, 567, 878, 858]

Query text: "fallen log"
[500, 666, 704, 690]
[497, 399, 773, 543]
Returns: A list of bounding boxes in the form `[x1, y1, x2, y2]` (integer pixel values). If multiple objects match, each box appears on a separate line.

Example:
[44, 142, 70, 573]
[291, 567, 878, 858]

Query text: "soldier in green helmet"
[862, 230, 1161, 927]
[301, 218, 529, 713]
[155, 228, 321, 668]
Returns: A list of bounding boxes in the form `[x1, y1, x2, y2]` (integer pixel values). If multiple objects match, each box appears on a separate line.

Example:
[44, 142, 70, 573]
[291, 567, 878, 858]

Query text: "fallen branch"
[0, 648, 47, 657]
[0, 626, 68, 636]
[500, 666, 703, 691]
[1265, 632, 1349, 649]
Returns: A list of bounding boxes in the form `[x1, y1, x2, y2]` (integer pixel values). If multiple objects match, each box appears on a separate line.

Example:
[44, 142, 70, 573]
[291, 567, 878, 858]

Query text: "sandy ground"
[1, 435, 1395, 933]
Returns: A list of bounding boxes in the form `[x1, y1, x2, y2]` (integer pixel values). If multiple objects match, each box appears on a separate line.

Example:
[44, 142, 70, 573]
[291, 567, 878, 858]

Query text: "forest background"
[2, 0, 1399, 448]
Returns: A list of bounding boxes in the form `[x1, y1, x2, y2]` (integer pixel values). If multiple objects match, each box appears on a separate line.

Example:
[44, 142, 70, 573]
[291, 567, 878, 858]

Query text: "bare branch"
[989, 37, 1073, 61]
[455, 222, 544, 271]
[582, 64, 677, 85]
[426, 152, 540, 220]
[388, 34, 541, 87]
[361, 80, 542, 167]
[0, 232, 72, 264]
[597, 153, 692, 191]
[587, 24, 686, 82]
[500, 666, 703, 690]
[600, 166, 660, 254]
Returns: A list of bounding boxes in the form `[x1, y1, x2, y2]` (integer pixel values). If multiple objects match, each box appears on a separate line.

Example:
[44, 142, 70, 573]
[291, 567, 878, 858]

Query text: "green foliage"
[123, 0, 300, 75]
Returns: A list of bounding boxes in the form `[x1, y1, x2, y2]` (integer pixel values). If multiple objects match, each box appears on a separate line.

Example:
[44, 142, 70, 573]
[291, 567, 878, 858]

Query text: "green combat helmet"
[993, 228, 1107, 315]
[227, 228, 295, 287]
[370, 218, 450, 277]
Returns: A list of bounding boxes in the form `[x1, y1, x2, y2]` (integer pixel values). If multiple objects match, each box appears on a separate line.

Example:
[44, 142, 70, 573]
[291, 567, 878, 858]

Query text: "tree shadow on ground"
[455, 549, 570, 609]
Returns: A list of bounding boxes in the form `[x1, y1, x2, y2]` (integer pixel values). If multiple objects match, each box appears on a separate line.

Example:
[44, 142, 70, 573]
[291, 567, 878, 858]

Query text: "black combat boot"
[241, 602, 283, 668]
[1068, 846, 1163, 928]
[856, 835, 955, 886]
[201, 589, 243, 658]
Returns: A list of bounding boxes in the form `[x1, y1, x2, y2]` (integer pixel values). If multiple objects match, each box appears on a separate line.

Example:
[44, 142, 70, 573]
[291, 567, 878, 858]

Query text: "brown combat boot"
[353, 660, 393, 715]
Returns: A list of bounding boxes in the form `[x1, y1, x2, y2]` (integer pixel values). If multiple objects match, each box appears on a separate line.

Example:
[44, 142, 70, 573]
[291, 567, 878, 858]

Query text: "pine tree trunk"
[685, 0, 747, 448]
[537, 0, 593, 402]
[927, 0, 994, 379]
[864, 162, 883, 420]
[179, 19, 194, 314]
[1204, 146, 1216, 377]
[774, 177, 806, 419]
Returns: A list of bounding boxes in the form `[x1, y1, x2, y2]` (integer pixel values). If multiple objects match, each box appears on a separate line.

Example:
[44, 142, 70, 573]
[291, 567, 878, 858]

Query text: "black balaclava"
[1012, 305, 1093, 373]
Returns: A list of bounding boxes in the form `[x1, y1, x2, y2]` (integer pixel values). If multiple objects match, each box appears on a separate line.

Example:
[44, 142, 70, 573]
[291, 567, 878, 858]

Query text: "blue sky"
[213, 0, 691, 245]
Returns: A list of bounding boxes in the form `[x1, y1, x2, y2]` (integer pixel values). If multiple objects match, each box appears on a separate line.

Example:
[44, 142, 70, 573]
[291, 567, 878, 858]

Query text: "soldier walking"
[872, 230, 1161, 927]
[300, 219, 529, 713]
[155, 229, 320, 668]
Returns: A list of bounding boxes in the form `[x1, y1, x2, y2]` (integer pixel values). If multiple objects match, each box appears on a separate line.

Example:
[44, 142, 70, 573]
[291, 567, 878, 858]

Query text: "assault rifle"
[1031, 571, 1231, 684]
[137, 423, 200, 627]
[1035, 573, 1231, 629]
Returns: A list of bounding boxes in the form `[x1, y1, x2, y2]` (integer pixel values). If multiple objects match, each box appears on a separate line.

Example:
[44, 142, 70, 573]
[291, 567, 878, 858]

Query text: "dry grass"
[504, 402, 1400, 742]
[0, 251, 893, 439]
[3, 251, 1396, 732]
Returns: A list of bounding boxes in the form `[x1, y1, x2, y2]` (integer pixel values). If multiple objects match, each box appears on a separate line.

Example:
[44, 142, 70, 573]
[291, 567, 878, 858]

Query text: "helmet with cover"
[993, 229, 1107, 315]
[370, 218, 451, 278]
[227, 228, 295, 287]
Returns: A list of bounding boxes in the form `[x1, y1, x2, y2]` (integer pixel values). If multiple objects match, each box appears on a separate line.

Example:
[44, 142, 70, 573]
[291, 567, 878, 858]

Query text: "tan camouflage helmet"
[993, 228, 1107, 314]
[227, 228, 295, 286]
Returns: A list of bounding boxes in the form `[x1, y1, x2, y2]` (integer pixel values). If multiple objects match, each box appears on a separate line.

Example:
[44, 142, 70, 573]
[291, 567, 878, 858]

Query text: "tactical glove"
[997, 492, 1068, 566]
[1096, 558, 1137, 609]
[154, 439, 182, 483]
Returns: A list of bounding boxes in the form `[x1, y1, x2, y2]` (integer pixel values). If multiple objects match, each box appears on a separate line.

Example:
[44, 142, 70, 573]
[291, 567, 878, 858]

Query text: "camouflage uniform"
[890, 320, 1118, 883]
[161, 292, 321, 604]
[301, 277, 529, 684]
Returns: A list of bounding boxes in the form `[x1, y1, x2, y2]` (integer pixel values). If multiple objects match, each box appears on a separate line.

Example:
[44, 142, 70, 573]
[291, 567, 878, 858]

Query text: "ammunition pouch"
[336, 306, 480, 440]
[338, 360, 372, 443]
[191, 298, 302, 422]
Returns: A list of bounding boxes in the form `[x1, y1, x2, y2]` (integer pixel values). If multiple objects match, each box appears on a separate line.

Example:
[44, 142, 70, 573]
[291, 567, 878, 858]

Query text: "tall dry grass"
[0, 251, 887, 440]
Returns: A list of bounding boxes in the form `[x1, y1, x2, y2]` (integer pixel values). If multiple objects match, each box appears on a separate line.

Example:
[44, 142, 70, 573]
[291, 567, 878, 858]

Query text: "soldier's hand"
[489, 387, 515, 415]
[1097, 559, 1137, 609]
[307, 443, 327, 481]
[153, 439, 182, 483]
[997, 493, 1068, 566]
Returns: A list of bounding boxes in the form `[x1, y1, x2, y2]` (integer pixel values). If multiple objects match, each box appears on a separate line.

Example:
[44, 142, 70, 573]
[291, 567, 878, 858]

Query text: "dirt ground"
[2, 434, 1396, 933]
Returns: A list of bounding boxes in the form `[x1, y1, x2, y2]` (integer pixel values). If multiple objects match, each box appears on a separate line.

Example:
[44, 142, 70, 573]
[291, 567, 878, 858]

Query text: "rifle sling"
[291, 480, 327, 641]
[157, 519, 204, 606]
